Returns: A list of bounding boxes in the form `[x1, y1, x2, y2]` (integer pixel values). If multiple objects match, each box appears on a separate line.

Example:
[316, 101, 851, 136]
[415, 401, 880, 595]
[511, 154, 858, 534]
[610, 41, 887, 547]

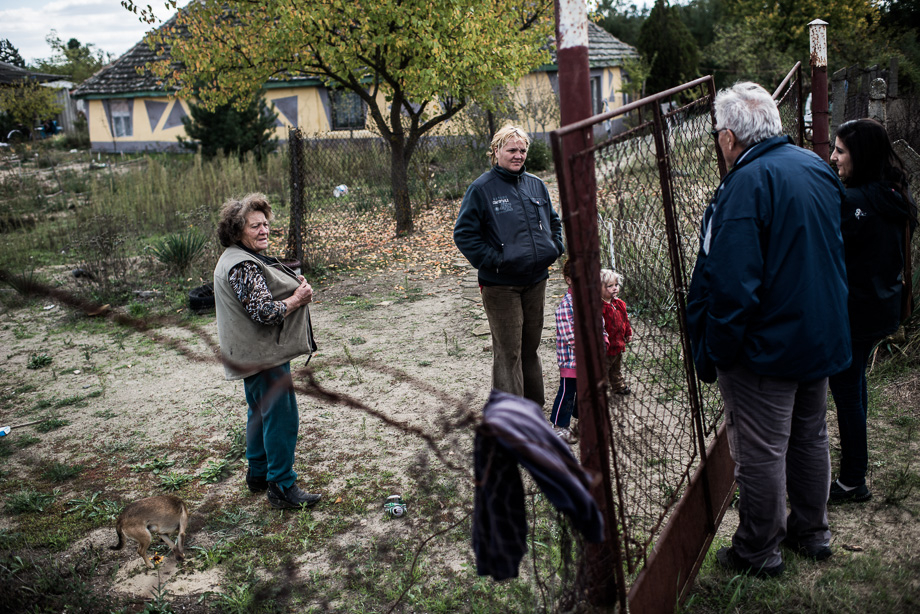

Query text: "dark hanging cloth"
[473, 390, 605, 580]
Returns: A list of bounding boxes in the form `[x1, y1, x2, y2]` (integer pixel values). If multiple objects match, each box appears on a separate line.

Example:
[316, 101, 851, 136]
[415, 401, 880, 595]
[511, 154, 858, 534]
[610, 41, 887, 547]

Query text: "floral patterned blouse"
[228, 261, 287, 325]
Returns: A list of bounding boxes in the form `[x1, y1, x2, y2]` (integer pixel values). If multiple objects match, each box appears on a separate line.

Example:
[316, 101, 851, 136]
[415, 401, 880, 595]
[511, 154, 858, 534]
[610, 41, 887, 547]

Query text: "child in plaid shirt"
[550, 260, 608, 443]
[601, 269, 633, 395]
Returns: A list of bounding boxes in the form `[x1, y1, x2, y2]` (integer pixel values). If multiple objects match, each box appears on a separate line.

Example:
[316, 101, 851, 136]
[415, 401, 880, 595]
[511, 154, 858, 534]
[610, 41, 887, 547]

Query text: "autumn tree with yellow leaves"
[124, 0, 553, 235]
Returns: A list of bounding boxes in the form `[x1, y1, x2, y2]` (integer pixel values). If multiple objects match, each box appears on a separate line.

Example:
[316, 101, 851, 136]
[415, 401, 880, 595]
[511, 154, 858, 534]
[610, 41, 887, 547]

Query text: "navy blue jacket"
[453, 165, 563, 286]
[840, 181, 917, 342]
[687, 136, 851, 383]
[473, 390, 604, 580]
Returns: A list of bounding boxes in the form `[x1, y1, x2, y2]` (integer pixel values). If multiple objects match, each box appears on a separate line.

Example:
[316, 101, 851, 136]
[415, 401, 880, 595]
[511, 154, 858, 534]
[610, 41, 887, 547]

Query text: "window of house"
[330, 89, 365, 130]
[110, 100, 132, 137]
[590, 77, 603, 116]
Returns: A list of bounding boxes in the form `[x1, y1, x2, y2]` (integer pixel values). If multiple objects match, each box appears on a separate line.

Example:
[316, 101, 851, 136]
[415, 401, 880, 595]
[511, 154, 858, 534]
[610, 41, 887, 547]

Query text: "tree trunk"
[389, 137, 414, 236]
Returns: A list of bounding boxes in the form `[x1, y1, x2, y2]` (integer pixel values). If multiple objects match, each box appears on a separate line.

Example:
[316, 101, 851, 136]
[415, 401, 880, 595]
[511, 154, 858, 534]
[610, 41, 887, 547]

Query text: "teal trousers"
[244, 362, 299, 489]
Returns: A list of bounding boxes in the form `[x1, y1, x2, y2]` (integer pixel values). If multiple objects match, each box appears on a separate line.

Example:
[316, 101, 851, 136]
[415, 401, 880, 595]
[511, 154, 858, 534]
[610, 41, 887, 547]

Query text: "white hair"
[714, 82, 783, 148]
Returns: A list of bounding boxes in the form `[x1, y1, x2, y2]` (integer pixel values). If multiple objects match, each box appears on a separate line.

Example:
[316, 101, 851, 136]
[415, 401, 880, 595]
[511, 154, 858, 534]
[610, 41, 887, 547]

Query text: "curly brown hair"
[216, 193, 273, 247]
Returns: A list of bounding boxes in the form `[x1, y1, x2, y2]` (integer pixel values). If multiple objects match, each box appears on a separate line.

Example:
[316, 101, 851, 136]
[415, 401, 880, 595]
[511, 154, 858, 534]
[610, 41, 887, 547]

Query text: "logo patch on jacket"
[492, 197, 513, 214]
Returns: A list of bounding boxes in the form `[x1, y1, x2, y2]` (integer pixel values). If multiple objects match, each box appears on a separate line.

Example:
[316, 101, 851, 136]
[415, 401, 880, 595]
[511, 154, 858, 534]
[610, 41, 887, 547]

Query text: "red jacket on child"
[602, 298, 632, 356]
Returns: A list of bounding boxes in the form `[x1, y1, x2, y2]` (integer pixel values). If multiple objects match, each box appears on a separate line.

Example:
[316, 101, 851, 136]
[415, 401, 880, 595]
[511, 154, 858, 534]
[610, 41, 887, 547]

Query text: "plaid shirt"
[555, 289, 608, 371]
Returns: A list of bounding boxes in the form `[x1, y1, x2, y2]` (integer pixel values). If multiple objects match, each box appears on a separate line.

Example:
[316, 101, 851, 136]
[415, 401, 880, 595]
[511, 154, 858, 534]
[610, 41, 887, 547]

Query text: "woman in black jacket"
[453, 126, 564, 407]
[828, 119, 917, 503]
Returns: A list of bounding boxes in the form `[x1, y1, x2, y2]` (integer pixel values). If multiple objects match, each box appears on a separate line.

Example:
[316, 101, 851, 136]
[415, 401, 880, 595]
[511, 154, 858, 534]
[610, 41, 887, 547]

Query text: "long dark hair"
[835, 119, 912, 204]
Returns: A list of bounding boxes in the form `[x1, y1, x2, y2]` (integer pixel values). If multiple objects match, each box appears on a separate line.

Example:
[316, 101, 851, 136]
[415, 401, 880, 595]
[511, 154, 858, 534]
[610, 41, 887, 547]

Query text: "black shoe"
[615, 386, 631, 395]
[716, 546, 784, 578]
[782, 538, 833, 561]
[246, 468, 268, 493]
[829, 480, 872, 504]
[267, 482, 321, 509]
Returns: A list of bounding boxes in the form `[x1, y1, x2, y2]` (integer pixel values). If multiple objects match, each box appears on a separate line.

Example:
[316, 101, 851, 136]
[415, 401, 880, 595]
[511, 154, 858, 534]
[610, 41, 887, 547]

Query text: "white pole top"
[558, 0, 589, 49]
[810, 19, 828, 67]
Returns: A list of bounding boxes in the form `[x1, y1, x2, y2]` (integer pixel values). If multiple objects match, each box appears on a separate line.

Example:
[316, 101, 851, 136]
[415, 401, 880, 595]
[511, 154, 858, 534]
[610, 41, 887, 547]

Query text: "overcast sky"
[0, 0, 188, 65]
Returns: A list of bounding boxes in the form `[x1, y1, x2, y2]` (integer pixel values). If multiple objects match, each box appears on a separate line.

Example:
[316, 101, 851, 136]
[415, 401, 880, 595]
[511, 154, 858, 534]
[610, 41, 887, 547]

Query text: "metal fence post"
[869, 78, 888, 126]
[287, 127, 305, 265]
[553, 0, 621, 607]
[810, 19, 829, 162]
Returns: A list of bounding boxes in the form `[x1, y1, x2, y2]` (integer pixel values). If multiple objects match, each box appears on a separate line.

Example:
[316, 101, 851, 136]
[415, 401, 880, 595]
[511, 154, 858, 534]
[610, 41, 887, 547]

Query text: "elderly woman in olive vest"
[214, 193, 320, 510]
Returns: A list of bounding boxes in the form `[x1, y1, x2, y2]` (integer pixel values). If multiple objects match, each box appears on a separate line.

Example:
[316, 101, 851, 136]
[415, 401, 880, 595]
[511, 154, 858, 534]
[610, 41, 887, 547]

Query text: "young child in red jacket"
[601, 269, 632, 395]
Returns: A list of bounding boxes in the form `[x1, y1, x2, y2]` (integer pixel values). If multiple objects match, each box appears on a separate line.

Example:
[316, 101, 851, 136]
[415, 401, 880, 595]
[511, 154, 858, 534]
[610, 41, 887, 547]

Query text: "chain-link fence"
[554, 69, 806, 611]
[773, 61, 805, 147]
[589, 79, 724, 581]
[285, 128, 492, 269]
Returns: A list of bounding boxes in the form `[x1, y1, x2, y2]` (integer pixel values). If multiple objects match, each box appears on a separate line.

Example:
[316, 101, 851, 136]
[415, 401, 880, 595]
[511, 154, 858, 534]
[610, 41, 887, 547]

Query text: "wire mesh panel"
[773, 62, 805, 147]
[285, 128, 486, 269]
[554, 68, 811, 611]
[582, 80, 725, 578]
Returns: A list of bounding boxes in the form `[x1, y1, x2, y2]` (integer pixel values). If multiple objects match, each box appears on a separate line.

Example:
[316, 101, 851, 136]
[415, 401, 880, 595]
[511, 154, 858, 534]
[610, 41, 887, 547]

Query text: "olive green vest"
[214, 246, 316, 380]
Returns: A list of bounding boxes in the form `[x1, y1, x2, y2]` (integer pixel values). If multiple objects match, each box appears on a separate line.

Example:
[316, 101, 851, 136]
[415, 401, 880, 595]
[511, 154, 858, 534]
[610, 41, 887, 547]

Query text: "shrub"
[150, 229, 209, 275]
[526, 138, 552, 172]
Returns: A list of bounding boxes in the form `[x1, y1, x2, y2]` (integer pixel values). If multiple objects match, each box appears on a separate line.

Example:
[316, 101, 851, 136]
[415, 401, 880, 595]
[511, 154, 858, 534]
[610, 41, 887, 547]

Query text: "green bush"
[151, 229, 209, 275]
[526, 138, 552, 172]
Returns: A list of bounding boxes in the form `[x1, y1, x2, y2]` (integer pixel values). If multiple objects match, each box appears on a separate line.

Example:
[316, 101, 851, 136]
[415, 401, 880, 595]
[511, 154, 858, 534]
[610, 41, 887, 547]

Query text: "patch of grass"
[0, 551, 118, 613]
[4, 489, 58, 514]
[26, 353, 53, 369]
[15, 433, 40, 448]
[443, 331, 462, 357]
[41, 461, 84, 482]
[132, 456, 176, 474]
[151, 228, 209, 275]
[32, 399, 53, 412]
[0, 439, 12, 458]
[34, 417, 68, 432]
[65, 492, 122, 524]
[53, 389, 102, 408]
[226, 426, 246, 461]
[200, 458, 232, 483]
[159, 471, 192, 491]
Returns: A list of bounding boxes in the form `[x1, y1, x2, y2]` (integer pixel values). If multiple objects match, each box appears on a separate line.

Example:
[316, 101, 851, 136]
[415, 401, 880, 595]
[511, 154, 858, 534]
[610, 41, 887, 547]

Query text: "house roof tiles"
[72, 13, 183, 98]
[0, 61, 66, 85]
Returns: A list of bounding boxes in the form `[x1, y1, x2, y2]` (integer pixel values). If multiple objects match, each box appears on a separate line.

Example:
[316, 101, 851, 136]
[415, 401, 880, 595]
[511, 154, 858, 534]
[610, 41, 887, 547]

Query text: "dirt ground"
[1, 224, 919, 611]
[0, 253, 573, 605]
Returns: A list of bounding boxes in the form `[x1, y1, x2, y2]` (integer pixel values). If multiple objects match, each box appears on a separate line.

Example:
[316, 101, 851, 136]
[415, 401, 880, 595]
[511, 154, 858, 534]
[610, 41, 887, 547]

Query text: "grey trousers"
[717, 365, 831, 568]
[481, 279, 547, 407]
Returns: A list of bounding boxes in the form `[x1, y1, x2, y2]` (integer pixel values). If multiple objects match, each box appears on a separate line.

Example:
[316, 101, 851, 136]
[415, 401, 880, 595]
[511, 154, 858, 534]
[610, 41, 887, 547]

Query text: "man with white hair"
[687, 82, 851, 577]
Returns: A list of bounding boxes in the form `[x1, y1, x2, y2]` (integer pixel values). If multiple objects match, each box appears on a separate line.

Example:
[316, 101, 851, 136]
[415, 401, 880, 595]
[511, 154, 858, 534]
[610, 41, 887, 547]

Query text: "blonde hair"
[489, 125, 531, 166]
[600, 268, 623, 287]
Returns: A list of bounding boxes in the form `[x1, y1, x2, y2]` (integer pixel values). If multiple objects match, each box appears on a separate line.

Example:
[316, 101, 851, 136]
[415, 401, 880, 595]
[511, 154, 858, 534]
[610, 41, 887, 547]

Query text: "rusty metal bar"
[628, 425, 735, 614]
[772, 61, 802, 100]
[554, 75, 716, 137]
[553, 0, 622, 607]
[797, 63, 805, 147]
[810, 19, 830, 162]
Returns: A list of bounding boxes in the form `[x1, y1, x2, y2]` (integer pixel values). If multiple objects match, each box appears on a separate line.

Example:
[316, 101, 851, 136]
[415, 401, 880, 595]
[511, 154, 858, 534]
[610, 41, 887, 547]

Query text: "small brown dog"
[110, 495, 188, 568]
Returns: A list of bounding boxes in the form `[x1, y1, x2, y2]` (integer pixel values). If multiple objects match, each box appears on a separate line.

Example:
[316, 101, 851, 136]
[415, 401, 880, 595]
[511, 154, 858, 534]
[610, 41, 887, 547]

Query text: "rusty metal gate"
[551, 67, 805, 612]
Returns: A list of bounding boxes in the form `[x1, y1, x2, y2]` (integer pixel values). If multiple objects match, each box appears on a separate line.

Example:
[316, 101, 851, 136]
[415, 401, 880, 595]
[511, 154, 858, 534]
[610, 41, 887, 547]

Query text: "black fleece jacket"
[453, 165, 563, 286]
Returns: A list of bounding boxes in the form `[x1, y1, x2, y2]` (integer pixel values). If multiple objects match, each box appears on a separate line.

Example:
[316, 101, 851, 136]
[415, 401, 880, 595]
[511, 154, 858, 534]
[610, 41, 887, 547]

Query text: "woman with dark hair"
[214, 193, 321, 509]
[828, 119, 918, 504]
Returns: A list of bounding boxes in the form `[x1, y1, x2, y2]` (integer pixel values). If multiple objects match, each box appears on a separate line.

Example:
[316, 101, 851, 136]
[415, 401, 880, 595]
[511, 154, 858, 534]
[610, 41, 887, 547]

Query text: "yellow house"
[72, 18, 636, 153]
